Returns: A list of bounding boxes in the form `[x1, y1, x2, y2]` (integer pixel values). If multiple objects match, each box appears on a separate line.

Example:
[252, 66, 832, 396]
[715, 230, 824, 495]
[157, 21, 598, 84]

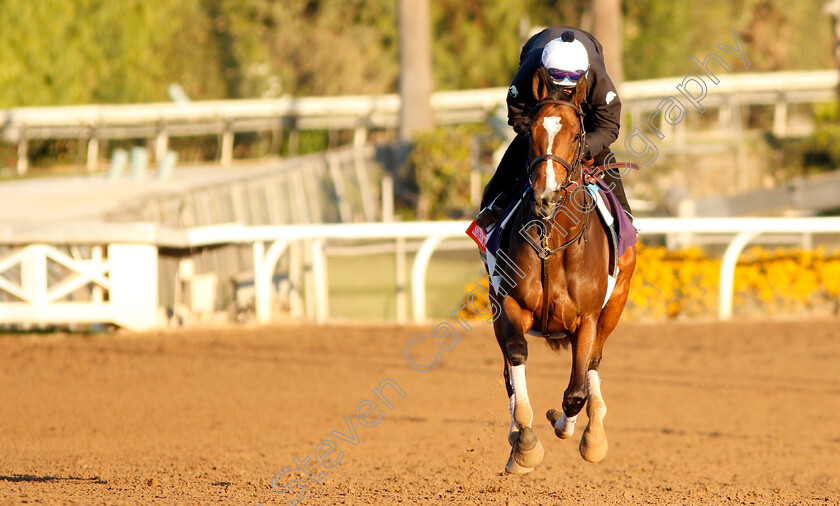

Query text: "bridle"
[522, 98, 592, 262]
[526, 99, 587, 202]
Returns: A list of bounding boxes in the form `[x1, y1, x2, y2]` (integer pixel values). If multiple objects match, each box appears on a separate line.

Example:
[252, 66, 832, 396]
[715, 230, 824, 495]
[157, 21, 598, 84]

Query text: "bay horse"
[489, 68, 636, 474]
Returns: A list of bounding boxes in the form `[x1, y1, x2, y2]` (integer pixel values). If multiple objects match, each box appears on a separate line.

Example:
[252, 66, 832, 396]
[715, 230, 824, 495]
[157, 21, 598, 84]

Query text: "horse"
[486, 67, 636, 474]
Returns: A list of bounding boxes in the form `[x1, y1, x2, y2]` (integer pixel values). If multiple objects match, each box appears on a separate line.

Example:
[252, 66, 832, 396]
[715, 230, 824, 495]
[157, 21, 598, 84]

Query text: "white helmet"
[541, 31, 590, 87]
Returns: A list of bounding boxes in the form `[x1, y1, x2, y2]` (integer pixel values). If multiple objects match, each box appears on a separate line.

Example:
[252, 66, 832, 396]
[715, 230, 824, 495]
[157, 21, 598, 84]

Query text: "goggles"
[548, 69, 583, 84]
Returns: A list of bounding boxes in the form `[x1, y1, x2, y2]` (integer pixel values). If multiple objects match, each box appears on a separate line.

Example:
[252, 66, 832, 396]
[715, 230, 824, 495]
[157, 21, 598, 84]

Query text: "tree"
[590, 0, 624, 88]
[0, 0, 226, 107]
[398, 0, 433, 140]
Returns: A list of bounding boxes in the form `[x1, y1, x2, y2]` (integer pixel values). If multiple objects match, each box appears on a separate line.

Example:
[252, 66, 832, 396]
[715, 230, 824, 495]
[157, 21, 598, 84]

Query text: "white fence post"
[253, 240, 268, 323]
[254, 239, 292, 323]
[311, 238, 328, 324]
[108, 244, 159, 330]
[411, 235, 446, 323]
[86, 135, 99, 172]
[395, 237, 407, 323]
[718, 231, 759, 320]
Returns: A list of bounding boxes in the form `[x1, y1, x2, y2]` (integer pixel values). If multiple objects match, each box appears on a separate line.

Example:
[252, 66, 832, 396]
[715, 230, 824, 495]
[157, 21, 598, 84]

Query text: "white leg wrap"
[509, 364, 533, 426]
[553, 413, 577, 439]
[586, 370, 602, 398]
[510, 365, 528, 401]
[586, 370, 606, 418]
[508, 394, 518, 433]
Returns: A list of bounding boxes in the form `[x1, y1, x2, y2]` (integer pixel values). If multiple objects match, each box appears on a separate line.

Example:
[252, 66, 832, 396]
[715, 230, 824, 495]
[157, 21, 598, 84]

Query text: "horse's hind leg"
[496, 298, 544, 474]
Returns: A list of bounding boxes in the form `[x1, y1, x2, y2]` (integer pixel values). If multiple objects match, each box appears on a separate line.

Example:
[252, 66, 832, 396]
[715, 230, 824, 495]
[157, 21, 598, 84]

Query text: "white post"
[253, 240, 269, 323]
[108, 244, 159, 330]
[311, 238, 328, 324]
[773, 99, 788, 138]
[156, 129, 169, 163]
[303, 240, 316, 319]
[21, 245, 47, 306]
[396, 237, 407, 323]
[16, 136, 28, 175]
[221, 123, 234, 166]
[382, 174, 394, 222]
[255, 239, 292, 323]
[353, 127, 368, 147]
[718, 231, 758, 320]
[289, 242, 304, 317]
[87, 136, 99, 172]
[91, 246, 104, 305]
[411, 235, 445, 322]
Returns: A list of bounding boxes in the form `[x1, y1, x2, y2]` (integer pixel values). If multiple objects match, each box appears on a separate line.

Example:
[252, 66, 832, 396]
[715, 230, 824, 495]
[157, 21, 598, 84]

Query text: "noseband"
[527, 99, 586, 201]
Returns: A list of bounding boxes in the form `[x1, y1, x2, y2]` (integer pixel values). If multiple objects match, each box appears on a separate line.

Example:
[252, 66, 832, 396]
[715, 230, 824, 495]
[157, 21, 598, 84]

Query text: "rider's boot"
[475, 192, 509, 230]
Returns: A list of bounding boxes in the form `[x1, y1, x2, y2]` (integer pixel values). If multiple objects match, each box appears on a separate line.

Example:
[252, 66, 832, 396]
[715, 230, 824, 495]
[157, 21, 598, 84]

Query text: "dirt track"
[1, 319, 839, 505]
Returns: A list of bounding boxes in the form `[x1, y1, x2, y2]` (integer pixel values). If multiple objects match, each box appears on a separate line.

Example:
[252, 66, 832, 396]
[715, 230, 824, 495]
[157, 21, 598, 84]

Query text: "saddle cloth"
[466, 181, 636, 308]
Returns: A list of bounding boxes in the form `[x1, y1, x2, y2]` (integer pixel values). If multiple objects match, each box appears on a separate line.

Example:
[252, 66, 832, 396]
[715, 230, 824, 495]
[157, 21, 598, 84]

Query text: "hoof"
[508, 429, 519, 447]
[579, 424, 608, 463]
[546, 408, 576, 439]
[504, 452, 534, 475]
[579, 398, 608, 463]
[512, 426, 544, 469]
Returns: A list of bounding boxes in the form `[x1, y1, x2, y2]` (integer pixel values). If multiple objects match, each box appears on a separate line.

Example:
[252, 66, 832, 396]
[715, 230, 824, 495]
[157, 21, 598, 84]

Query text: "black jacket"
[507, 26, 621, 160]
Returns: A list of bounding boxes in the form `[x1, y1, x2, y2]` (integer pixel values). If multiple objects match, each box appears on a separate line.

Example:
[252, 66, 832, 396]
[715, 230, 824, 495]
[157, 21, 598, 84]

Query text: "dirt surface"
[1, 319, 839, 505]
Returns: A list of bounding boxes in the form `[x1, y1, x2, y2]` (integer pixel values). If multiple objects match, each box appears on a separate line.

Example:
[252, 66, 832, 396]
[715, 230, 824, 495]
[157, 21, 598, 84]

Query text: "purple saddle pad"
[595, 180, 636, 260]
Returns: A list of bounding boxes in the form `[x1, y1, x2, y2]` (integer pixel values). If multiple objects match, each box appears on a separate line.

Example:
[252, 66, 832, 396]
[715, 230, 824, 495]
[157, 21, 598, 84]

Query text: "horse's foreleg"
[579, 369, 608, 463]
[547, 314, 607, 461]
[564, 314, 598, 418]
[498, 296, 544, 474]
[575, 245, 635, 463]
[501, 359, 526, 448]
[547, 314, 596, 438]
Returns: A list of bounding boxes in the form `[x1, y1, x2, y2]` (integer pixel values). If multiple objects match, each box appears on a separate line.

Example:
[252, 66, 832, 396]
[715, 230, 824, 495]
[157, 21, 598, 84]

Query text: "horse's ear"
[532, 67, 551, 102]
[572, 74, 588, 106]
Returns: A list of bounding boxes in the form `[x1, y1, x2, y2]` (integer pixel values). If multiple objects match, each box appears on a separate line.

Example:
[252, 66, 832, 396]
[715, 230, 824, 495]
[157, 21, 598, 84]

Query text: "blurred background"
[1, 0, 840, 328]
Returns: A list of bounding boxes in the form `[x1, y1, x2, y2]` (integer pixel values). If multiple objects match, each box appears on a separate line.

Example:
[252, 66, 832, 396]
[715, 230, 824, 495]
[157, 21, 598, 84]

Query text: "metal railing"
[2, 217, 840, 330]
[2, 70, 837, 174]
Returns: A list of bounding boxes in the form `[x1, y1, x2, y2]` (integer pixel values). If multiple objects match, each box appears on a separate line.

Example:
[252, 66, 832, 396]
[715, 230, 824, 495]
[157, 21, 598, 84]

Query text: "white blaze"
[541, 117, 563, 193]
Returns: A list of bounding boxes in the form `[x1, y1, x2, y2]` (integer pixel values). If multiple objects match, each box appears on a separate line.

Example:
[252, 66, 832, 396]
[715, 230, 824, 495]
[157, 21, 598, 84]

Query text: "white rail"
[2, 217, 840, 329]
[2, 70, 837, 173]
